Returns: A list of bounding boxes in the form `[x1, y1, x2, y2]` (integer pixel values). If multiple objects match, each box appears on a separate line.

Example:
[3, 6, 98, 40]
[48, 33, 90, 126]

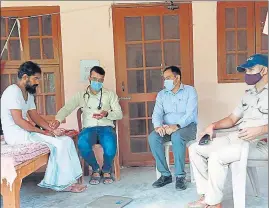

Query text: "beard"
[25, 82, 38, 94]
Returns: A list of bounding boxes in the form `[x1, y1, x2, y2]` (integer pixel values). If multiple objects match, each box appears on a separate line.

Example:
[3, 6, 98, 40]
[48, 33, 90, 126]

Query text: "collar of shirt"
[247, 83, 268, 95]
[82, 88, 109, 107]
[85, 87, 109, 97]
[164, 83, 185, 95]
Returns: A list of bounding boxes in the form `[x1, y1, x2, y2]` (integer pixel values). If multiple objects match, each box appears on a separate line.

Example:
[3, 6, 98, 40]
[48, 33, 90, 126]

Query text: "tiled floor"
[1, 165, 268, 208]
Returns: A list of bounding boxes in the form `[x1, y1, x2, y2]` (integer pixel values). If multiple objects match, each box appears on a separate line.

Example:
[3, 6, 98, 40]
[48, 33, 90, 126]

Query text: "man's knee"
[61, 136, 73, 143]
[148, 130, 160, 145]
[78, 129, 88, 140]
[208, 152, 222, 166]
[102, 139, 117, 157]
[103, 145, 117, 158]
[78, 133, 89, 151]
[101, 130, 117, 157]
[50, 137, 73, 152]
[171, 130, 185, 144]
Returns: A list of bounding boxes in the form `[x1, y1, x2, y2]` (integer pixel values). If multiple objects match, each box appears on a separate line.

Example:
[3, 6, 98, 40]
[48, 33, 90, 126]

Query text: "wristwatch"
[176, 124, 181, 129]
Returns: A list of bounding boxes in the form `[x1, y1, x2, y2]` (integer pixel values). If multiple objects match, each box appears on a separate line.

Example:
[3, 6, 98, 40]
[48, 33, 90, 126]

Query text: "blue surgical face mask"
[164, 80, 175, 91]
[91, 80, 103, 92]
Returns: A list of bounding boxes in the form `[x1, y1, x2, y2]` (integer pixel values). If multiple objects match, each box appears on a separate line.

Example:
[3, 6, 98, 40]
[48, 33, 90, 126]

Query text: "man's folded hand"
[164, 125, 178, 135]
[52, 128, 66, 137]
[49, 120, 60, 130]
[43, 130, 55, 137]
[155, 126, 166, 137]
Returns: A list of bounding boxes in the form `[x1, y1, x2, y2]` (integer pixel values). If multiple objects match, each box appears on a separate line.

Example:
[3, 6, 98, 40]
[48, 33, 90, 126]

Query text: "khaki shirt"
[233, 84, 268, 130]
[55, 88, 123, 128]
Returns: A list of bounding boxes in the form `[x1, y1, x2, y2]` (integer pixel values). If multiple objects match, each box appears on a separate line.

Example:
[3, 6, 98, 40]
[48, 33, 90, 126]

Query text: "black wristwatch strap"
[176, 124, 181, 129]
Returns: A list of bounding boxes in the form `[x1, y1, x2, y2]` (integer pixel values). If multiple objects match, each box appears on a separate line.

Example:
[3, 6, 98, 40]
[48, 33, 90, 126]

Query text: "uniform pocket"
[257, 98, 268, 114]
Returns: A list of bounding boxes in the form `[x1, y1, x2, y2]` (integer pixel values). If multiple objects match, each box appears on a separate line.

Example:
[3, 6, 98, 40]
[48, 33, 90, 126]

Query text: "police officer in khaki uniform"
[187, 54, 268, 208]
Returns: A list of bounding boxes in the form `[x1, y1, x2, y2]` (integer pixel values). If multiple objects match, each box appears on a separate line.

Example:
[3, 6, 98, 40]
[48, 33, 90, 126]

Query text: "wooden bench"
[1, 132, 82, 208]
[1, 153, 49, 208]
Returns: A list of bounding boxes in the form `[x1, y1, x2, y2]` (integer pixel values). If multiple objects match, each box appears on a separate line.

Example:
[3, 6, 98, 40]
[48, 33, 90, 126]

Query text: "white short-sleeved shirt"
[0, 84, 36, 145]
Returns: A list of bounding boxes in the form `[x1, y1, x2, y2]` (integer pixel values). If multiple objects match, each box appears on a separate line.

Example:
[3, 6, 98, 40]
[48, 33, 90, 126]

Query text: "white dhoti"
[28, 133, 83, 191]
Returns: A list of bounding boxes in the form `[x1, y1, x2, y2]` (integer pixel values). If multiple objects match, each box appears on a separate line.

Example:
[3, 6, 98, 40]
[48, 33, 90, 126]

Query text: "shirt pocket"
[242, 96, 251, 112]
[163, 95, 187, 114]
[163, 100, 174, 113]
[257, 97, 268, 115]
[175, 97, 188, 113]
[242, 101, 249, 111]
[81, 105, 91, 114]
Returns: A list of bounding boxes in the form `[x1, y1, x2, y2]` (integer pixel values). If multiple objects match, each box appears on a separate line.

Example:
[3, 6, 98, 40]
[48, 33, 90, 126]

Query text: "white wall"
[2, 1, 116, 129]
[192, 1, 246, 129]
[1, 1, 248, 131]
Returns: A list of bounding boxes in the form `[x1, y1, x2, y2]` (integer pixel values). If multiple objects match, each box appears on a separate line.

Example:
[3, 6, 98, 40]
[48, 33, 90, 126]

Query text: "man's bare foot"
[187, 196, 222, 208]
[71, 184, 87, 192]
[63, 184, 87, 193]
[187, 195, 206, 208]
[205, 204, 222, 208]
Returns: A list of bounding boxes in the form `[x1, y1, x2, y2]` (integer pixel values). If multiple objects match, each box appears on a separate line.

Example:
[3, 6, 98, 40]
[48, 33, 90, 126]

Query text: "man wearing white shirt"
[187, 54, 268, 208]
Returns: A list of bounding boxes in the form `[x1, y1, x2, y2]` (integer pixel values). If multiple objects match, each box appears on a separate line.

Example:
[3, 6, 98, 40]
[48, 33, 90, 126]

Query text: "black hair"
[90, 66, 105, 76]
[18, 61, 41, 79]
[163, 66, 182, 80]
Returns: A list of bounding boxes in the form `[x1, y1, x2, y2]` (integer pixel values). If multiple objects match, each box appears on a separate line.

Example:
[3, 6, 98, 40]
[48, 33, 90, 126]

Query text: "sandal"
[103, 172, 114, 184]
[89, 170, 102, 185]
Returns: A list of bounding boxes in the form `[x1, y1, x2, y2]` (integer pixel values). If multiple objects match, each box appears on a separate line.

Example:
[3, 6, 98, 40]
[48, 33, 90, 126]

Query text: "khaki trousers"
[189, 132, 268, 206]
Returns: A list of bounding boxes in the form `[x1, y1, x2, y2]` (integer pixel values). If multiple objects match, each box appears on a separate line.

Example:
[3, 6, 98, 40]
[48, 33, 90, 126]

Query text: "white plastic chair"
[214, 127, 268, 197]
[155, 140, 196, 183]
[247, 158, 267, 197]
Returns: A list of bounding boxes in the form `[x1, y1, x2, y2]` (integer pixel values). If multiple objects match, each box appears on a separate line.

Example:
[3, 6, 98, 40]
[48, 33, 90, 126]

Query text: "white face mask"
[164, 80, 175, 91]
[164, 76, 178, 91]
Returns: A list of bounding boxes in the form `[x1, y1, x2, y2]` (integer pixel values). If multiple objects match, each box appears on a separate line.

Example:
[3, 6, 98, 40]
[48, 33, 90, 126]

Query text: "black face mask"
[25, 83, 38, 94]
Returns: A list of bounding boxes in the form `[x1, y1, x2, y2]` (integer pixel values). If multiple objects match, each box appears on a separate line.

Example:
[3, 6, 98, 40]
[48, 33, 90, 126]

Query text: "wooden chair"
[76, 108, 121, 181]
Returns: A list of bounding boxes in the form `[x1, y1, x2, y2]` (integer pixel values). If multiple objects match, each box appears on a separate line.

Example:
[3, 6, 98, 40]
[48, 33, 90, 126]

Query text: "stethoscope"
[83, 85, 103, 110]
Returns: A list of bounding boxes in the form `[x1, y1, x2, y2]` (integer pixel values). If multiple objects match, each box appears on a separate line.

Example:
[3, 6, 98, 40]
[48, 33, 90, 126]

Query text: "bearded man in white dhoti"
[0, 61, 87, 193]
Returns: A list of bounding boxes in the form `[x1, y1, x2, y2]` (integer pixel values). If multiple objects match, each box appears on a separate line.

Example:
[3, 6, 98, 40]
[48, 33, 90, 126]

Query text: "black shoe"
[152, 175, 172, 188]
[175, 176, 187, 190]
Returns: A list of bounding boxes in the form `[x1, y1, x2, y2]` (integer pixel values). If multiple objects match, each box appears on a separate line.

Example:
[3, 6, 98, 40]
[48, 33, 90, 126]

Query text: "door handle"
[119, 97, 131, 100]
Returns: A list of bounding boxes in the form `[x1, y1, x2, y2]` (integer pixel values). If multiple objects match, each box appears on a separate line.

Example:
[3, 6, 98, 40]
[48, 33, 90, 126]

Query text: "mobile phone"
[199, 134, 211, 145]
